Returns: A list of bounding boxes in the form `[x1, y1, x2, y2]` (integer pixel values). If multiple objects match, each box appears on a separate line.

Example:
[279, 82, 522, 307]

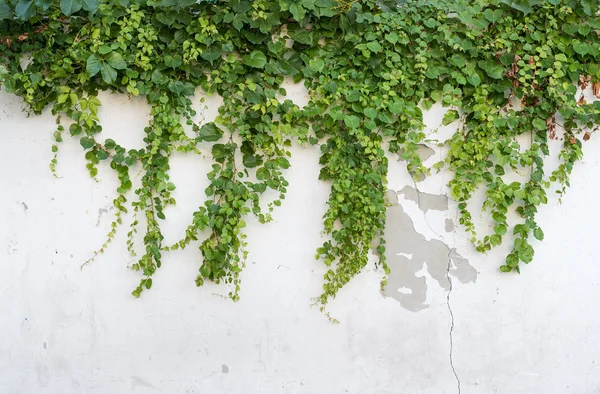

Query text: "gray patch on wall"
[380, 190, 477, 312]
[398, 185, 448, 213]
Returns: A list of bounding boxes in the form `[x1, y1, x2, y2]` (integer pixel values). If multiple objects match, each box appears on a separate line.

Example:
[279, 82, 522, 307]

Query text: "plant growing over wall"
[1, 0, 599, 312]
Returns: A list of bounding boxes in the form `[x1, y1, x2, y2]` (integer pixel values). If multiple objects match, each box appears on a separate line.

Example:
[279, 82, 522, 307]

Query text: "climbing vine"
[1, 0, 600, 313]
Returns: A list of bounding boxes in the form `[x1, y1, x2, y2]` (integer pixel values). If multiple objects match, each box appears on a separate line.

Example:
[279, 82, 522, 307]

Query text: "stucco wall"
[1, 83, 600, 394]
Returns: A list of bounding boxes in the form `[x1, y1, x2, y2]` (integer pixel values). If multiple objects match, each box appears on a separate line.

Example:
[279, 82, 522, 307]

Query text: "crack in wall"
[380, 190, 477, 312]
[446, 249, 461, 394]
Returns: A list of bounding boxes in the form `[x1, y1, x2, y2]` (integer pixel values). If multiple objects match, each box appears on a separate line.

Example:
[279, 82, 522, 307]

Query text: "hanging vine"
[1, 0, 599, 312]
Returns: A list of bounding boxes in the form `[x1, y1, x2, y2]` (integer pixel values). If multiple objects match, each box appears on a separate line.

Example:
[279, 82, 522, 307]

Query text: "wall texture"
[1, 84, 600, 394]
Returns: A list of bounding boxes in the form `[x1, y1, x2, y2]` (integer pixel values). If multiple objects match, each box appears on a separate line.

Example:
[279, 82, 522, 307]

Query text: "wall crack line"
[447, 249, 461, 394]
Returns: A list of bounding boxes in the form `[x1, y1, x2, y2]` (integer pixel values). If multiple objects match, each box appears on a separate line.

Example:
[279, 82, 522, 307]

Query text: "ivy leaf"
[15, 0, 35, 20]
[442, 110, 459, 126]
[100, 63, 117, 84]
[366, 41, 382, 53]
[0, 3, 13, 20]
[533, 227, 544, 241]
[164, 54, 183, 68]
[385, 32, 398, 44]
[483, 9, 503, 23]
[256, 167, 270, 181]
[289, 3, 305, 21]
[80, 137, 95, 149]
[86, 54, 102, 76]
[467, 72, 481, 86]
[494, 224, 508, 236]
[363, 108, 377, 119]
[478, 60, 504, 79]
[243, 51, 267, 69]
[243, 154, 263, 168]
[198, 123, 223, 142]
[60, 0, 82, 16]
[532, 118, 546, 130]
[201, 44, 222, 64]
[344, 115, 360, 129]
[82, 0, 98, 12]
[106, 52, 127, 70]
[573, 41, 591, 56]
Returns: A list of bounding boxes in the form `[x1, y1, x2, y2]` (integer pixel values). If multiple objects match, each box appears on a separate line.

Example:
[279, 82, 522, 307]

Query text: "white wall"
[1, 84, 600, 394]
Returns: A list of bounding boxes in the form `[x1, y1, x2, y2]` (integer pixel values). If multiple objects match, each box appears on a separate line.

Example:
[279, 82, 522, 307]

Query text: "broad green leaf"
[100, 63, 117, 84]
[82, 0, 98, 12]
[164, 54, 183, 68]
[243, 51, 267, 69]
[15, 0, 35, 20]
[0, 3, 12, 20]
[80, 137, 95, 149]
[243, 154, 263, 168]
[201, 44, 222, 64]
[60, 0, 82, 16]
[289, 3, 305, 21]
[442, 110, 459, 126]
[363, 108, 377, 119]
[532, 118, 546, 130]
[106, 52, 127, 70]
[533, 227, 544, 241]
[366, 41, 382, 53]
[198, 123, 223, 142]
[478, 60, 504, 79]
[467, 72, 481, 86]
[344, 115, 360, 129]
[87, 54, 102, 76]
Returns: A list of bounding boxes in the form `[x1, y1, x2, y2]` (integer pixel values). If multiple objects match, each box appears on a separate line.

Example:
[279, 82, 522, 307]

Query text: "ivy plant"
[1, 0, 600, 314]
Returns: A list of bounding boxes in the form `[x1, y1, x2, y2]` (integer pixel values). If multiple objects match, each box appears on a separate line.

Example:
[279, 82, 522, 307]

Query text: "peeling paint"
[381, 190, 476, 311]
[445, 218, 455, 232]
[398, 186, 448, 213]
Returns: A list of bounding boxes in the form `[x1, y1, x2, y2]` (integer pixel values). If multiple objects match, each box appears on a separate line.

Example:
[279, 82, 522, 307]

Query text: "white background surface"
[1, 86, 600, 394]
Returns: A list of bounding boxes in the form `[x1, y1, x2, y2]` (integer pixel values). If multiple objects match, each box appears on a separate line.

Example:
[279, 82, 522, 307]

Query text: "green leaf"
[106, 52, 127, 70]
[478, 60, 505, 79]
[243, 154, 263, 168]
[86, 54, 102, 77]
[82, 0, 98, 12]
[533, 227, 544, 241]
[573, 41, 591, 56]
[243, 51, 267, 69]
[309, 58, 325, 72]
[164, 54, 183, 68]
[0, 3, 13, 20]
[289, 3, 305, 21]
[532, 118, 546, 130]
[100, 63, 117, 84]
[467, 72, 481, 86]
[15, 0, 35, 20]
[80, 137, 95, 149]
[363, 108, 377, 119]
[366, 41, 382, 53]
[494, 224, 508, 236]
[343, 115, 360, 129]
[483, 9, 503, 23]
[442, 110, 459, 126]
[345, 90, 360, 102]
[201, 44, 222, 64]
[60, 0, 82, 15]
[385, 32, 398, 44]
[198, 123, 223, 142]
[256, 167, 270, 181]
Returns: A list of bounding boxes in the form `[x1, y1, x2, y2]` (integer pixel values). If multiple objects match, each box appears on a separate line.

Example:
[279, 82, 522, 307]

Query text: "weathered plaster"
[398, 185, 449, 213]
[381, 190, 476, 311]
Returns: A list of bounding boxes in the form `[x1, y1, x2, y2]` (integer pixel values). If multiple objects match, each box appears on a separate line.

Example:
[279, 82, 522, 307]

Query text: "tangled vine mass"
[1, 0, 600, 311]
